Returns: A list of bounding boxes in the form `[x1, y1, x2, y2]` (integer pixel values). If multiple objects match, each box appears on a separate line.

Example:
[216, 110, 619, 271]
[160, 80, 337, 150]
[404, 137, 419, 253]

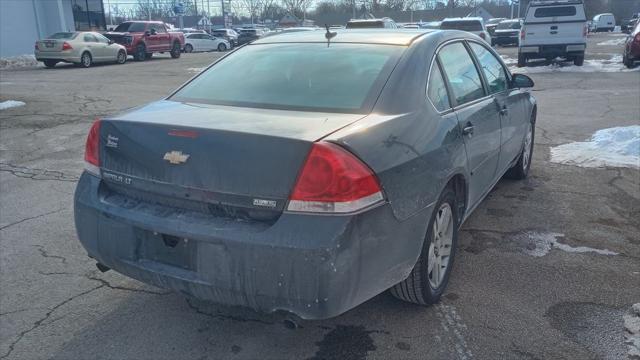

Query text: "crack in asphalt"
[185, 298, 276, 326]
[0, 162, 78, 182]
[0, 209, 64, 231]
[85, 274, 171, 296]
[32, 244, 68, 265]
[0, 285, 104, 360]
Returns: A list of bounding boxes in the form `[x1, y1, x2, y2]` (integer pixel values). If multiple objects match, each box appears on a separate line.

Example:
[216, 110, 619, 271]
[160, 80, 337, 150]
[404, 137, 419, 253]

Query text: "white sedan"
[183, 33, 230, 52]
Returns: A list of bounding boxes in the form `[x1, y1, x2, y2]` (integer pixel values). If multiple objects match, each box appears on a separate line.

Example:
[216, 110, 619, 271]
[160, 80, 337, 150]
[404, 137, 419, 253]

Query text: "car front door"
[202, 34, 215, 50]
[468, 41, 528, 174]
[93, 33, 115, 61]
[438, 41, 502, 208]
[82, 33, 103, 61]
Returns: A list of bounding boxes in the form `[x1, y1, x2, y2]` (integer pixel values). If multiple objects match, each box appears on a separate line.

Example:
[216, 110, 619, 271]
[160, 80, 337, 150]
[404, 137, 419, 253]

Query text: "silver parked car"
[35, 32, 127, 68]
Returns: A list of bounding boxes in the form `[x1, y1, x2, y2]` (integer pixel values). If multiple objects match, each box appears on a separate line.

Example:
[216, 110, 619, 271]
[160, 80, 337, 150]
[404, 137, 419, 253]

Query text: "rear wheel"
[116, 50, 126, 64]
[184, 44, 193, 53]
[390, 187, 458, 305]
[623, 51, 636, 68]
[170, 42, 181, 58]
[505, 117, 535, 180]
[145, 52, 153, 59]
[217, 43, 227, 51]
[78, 52, 92, 68]
[134, 44, 146, 61]
[573, 54, 584, 66]
[43, 60, 58, 68]
[517, 53, 526, 67]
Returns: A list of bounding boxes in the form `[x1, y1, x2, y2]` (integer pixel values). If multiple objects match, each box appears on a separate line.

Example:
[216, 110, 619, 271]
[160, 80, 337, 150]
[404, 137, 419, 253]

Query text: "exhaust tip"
[96, 262, 110, 273]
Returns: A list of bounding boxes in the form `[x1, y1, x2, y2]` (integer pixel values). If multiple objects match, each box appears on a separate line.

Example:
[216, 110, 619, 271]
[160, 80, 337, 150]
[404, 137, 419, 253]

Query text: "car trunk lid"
[98, 100, 364, 222]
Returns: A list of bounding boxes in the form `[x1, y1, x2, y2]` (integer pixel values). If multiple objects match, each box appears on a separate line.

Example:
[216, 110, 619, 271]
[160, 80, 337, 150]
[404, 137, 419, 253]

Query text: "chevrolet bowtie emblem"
[163, 151, 190, 164]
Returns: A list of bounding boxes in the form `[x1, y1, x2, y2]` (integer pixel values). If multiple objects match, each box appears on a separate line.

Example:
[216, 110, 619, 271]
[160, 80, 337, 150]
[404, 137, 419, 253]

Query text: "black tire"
[517, 53, 526, 67]
[390, 186, 459, 305]
[43, 60, 58, 68]
[184, 44, 193, 53]
[573, 55, 584, 66]
[505, 112, 536, 180]
[217, 43, 227, 51]
[170, 42, 181, 58]
[116, 50, 126, 64]
[78, 52, 92, 68]
[134, 44, 146, 61]
[145, 52, 153, 59]
[623, 52, 636, 69]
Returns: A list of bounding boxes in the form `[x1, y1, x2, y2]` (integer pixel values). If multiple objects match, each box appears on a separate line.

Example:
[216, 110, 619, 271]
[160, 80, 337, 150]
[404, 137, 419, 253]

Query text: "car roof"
[252, 29, 434, 46]
[443, 17, 483, 22]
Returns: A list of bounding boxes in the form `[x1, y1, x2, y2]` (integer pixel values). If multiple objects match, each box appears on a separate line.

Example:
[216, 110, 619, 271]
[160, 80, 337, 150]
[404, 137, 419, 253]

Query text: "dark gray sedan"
[75, 30, 536, 320]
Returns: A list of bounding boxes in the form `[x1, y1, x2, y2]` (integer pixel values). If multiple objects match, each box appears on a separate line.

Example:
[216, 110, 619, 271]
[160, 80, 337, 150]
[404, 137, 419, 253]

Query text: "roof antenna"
[325, 24, 337, 47]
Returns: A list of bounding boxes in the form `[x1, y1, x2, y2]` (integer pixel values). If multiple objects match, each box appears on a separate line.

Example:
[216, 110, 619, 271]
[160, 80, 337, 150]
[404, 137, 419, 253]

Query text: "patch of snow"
[0, 55, 38, 70]
[506, 55, 639, 73]
[187, 67, 204, 73]
[625, 303, 640, 359]
[550, 126, 640, 169]
[520, 231, 618, 257]
[0, 100, 26, 110]
[597, 38, 627, 46]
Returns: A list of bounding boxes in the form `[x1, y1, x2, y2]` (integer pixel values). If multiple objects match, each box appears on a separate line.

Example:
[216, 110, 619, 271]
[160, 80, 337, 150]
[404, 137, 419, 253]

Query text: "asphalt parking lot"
[1, 32, 639, 360]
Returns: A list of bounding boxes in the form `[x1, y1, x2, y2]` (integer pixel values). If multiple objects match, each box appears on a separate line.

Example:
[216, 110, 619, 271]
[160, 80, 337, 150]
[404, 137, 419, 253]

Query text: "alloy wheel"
[428, 203, 454, 289]
[523, 124, 533, 170]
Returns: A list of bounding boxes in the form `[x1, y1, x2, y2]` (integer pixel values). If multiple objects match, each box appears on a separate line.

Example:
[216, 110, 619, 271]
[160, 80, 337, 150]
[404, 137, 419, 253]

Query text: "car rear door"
[438, 41, 502, 207]
[468, 41, 527, 174]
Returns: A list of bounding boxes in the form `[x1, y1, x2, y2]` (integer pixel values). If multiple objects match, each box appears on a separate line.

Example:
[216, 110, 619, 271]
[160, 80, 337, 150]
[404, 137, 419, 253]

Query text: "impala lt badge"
[163, 151, 190, 164]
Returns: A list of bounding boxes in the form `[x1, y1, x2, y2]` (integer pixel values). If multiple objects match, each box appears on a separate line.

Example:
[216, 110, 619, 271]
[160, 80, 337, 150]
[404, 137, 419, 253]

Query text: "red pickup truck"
[105, 21, 185, 61]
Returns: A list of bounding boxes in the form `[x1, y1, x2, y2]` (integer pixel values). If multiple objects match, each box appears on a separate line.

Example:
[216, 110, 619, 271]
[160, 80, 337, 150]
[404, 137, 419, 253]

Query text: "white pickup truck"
[518, 0, 588, 67]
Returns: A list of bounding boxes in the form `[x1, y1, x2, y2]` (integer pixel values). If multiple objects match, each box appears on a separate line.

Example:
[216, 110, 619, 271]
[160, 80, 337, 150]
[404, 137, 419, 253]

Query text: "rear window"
[171, 43, 402, 113]
[440, 21, 483, 31]
[534, 6, 577, 17]
[113, 22, 146, 32]
[48, 32, 77, 39]
[497, 21, 521, 30]
[346, 21, 384, 29]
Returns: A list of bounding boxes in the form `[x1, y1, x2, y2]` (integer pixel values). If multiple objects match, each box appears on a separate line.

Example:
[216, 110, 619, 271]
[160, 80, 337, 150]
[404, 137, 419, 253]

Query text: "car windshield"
[497, 21, 521, 30]
[441, 21, 483, 31]
[171, 43, 402, 113]
[47, 32, 78, 39]
[114, 22, 146, 32]
[346, 21, 384, 28]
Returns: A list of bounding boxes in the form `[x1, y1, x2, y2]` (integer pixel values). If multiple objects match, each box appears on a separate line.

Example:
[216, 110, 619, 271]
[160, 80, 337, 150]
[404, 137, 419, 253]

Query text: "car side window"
[437, 42, 485, 105]
[427, 61, 451, 112]
[151, 24, 166, 33]
[94, 33, 110, 44]
[468, 42, 508, 94]
[83, 34, 97, 43]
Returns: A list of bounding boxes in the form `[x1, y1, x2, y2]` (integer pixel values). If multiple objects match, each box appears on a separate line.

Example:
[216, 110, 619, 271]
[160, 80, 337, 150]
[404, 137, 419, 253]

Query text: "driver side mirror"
[144, 30, 151, 36]
[108, 40, 114, 45]
[512, 73, 534, 88]
[150, 28, 157, 35]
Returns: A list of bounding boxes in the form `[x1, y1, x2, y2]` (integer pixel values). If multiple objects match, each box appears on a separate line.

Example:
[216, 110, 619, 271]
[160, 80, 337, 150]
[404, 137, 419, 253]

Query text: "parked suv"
[212, 29, 239, 47]
[440, 18, 490, 43]
[518, 0, 587, 67]
[345, 18, 398, 29]
[105, 21, 185, 61]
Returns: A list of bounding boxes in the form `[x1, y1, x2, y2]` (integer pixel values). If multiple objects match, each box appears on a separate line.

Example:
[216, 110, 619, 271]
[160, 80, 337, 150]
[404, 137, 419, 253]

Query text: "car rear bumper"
[35, 50, 79, 63]
[493, 36, 518, 45]
[74, 172, 429, 319]
[519, 43, 586, 58]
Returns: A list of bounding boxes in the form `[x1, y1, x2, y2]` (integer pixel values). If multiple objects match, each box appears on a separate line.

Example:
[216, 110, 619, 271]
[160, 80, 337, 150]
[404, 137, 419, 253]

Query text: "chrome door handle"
[462, 123, 474, 136]
[500, 108, 509, 116]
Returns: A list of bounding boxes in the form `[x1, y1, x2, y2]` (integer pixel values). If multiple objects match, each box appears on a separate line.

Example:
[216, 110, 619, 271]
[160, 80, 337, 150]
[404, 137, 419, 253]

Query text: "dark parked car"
[345, 17, 399, 29]
[485, 17, 507, 36]
[237, 28, 261, 45]
[75, 30, 536, 320]
[623, 21, 640, 68]
[492, 19, 522, 46]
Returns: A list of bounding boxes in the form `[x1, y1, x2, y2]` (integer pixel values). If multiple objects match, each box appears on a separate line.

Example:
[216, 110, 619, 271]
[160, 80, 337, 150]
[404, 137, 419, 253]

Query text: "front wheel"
[505, 120, 535, 180]
[116, 50, 126, 64]
[78, 52, 92, 68]
[390, 187, 458, 305]
[170, 42, 181, 58]
[134, 44, 146, 61]
[184, 44, 193, 53]
[623, 52, 636, 68]
[218, 43, 227, 51]
[573, 54, 584, 66]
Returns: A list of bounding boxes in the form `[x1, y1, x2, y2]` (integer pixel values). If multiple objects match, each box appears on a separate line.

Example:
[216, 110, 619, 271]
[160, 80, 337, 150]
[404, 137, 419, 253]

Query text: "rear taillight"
[287, 142, 384, 213]
[84, 119, 101, 176]
[520, 28, 526, 41]
[62, 42, 72, 51]
[635, 33, 640, 43]
[479, 32, 486, 39]
[34, 42, 39, 50]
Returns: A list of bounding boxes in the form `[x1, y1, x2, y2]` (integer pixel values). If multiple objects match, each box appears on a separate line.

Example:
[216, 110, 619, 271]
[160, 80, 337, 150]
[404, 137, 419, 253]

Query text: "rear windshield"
[441, 21, 483, 31]
[241, 29, 257, 34]
[47, 32, 78, 39]
[171, 43, 402, 113]
[534, 6, 577, 17]
[497, 21, 521, 29]
[113, 22, 146, 32]
[346, 21, 384, 28]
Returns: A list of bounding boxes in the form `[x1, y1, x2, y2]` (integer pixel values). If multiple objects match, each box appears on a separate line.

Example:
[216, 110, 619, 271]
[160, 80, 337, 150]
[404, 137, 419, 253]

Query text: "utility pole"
[221, 0, 226, 28]
[352, 0, 356, 19]
[517, 0, 521, 19]
[147, 0, 151, 20]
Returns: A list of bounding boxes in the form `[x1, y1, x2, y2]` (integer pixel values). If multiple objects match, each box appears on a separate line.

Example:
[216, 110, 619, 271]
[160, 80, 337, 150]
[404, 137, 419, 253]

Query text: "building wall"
[0, 0, 75, 58]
